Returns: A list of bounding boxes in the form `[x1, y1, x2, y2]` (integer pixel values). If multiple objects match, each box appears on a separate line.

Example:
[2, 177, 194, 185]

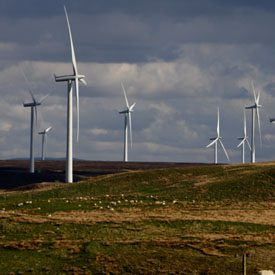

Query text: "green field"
[0, 162, 274, 274]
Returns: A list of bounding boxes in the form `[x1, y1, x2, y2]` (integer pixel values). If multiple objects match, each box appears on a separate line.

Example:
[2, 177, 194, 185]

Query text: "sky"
[1, 0, 275, 163]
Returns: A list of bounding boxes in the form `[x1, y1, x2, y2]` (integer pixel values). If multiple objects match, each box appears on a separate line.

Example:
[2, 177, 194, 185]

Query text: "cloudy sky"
[1, 0, 275, 163]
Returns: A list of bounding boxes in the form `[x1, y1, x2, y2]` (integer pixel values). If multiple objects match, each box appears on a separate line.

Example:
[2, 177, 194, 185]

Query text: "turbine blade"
[256, 89, 261, 105]
[46, 126, 52, 133]
[246, 138, 252, 151]
[129, 102, 136, 112]
[251, 81, 257, 103]
[29, 90, 36, 104]
[64, 6, 78, 75]
[21, 69, 36, 103]
[34, 105, 38, 127]
[121, 81, 129, 108]
[75, 77, 80, 142]
[219, 139, 230, 161]
[256, 107, 262, 147]
[80, 78, 87, 86]
[129, 112, 133, 148]
[206, 137, 218, 148]
[38, 94, 49, 104]
[237, 138, 245, 148]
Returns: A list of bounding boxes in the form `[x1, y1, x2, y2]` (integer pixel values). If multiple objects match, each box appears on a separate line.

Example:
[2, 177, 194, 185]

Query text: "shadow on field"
[0, 167, 65, 190]
[0, 160, 211, 191]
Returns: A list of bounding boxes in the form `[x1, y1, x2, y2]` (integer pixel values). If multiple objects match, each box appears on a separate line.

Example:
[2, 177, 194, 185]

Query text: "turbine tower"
[38, 126, 52, 160]
[23, 75, 48, 173]
[54, 6, 86, 183]
[237, 110, 251, 164]
[245, 81, 261, 163]
[206, 107, 229, 164]
[119, 82, 136, 162]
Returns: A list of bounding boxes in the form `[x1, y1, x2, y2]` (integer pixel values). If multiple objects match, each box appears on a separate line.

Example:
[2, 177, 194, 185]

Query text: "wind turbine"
[245, 81, 262, 163]
[54, 6, 86, 183]
[206, 107, 229, 164]
[119, 81, 136, 162]
[237, 110, 251, 164]
[38, 126, 52, 160]
[23, 75, 48, 173]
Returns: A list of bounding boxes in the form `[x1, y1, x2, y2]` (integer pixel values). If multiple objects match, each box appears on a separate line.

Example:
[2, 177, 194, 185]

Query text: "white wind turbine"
[119, 82, 136, 162]
[245, 81, 262, 163]
[237, 110, 251, 164]
[38, 126, 52, 160]
[206, 107, 230, 164]
[23, 74, 48, 173]
[54, 6, 86, 183]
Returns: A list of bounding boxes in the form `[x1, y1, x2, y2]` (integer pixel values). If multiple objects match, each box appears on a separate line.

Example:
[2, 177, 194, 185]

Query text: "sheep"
[257, 271, 275, 275]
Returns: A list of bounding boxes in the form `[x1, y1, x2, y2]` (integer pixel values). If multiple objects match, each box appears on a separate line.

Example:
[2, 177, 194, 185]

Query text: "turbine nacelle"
[39, 126, 52, 135]
[245, 105, 255, 109]
[119, 103, 136, 114]
[23, 102, 41, 108]
[54, 74, 86, 83]
[245, 104, 261, 109]
[119, 110, 129, 114]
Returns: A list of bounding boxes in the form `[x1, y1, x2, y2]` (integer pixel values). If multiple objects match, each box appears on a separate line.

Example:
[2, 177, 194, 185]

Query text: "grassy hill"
[0, 162, 274, 274]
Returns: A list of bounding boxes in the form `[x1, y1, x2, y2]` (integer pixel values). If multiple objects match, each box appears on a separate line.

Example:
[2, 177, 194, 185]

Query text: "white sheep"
[257, 271, 275, 275]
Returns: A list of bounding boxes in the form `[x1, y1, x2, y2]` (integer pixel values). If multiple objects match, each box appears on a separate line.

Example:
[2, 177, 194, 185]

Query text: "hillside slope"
[0, 162, 274, 274]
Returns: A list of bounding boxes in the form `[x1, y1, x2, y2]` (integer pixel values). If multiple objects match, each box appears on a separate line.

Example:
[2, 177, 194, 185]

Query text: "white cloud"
[0, 122, 12, 132]
[176, 120, 199, 140]
[89, 128, 108, 135]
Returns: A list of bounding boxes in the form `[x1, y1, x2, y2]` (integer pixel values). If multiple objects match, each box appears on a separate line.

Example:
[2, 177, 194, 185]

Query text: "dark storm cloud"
[3, 0, 275, 18]
[264, 82, 275, 96]
[1, 0, 275, 64]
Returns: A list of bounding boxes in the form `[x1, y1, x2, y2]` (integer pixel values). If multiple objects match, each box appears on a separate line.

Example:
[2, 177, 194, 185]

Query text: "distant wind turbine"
[54, 6, 86, 183]
[237, 110, 251, 164]
[206, 107, 229, 164]
[23, 73, 48, 173]
[38, 126, 52, 160]
[119, 81, 136, 162]
[245, 81, 262, 163]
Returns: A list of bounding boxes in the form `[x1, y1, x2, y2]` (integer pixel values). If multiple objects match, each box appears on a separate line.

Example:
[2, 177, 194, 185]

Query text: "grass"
[0, 162, 274, 274]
